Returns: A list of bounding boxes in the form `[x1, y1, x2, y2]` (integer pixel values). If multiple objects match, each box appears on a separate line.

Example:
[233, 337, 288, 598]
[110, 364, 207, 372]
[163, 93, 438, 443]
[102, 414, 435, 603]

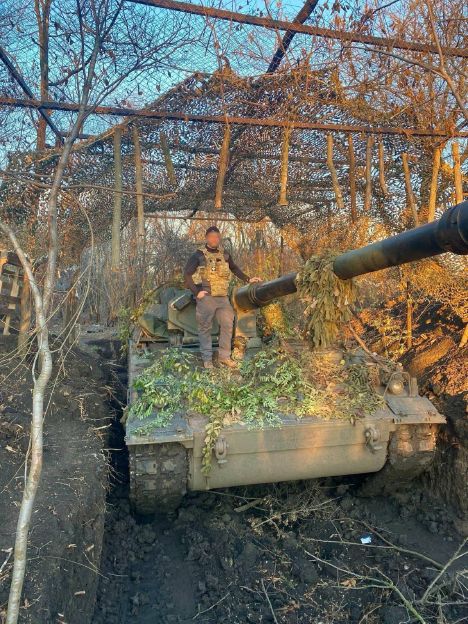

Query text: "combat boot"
[218, 358, 238, 369]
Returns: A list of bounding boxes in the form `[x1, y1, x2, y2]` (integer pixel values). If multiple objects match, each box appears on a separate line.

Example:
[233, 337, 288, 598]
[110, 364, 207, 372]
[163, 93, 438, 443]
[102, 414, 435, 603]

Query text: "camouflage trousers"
[195, 295, 234, 362]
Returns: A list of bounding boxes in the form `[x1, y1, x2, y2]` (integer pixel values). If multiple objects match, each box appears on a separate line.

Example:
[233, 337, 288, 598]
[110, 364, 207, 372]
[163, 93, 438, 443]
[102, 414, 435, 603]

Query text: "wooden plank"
[0, 251, 21, 267]
[0, 268, 23, 279]
[0, 305, 20, 317]
[18, 271, 31, 349]
[267, 0, 320, 73]
[3, 97, 467, 138]
[3, 265, 19, 334]
[1, 294, 21, 305]
[128, 0, 468, 58]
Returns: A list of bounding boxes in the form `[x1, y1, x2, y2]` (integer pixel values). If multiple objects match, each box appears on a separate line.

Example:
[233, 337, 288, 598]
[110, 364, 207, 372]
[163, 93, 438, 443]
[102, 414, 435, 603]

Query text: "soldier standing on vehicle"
[184, 226, 261, 369]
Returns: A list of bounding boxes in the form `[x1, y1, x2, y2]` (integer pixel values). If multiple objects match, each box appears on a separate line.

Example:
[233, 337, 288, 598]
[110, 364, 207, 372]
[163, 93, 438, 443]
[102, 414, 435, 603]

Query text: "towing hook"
[365, 426, 383, 453]
[215, 436, 228, 465]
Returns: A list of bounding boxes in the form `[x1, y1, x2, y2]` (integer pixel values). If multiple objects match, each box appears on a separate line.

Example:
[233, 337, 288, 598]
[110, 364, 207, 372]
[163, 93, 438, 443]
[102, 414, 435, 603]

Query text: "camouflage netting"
[1, 64, 465, 262]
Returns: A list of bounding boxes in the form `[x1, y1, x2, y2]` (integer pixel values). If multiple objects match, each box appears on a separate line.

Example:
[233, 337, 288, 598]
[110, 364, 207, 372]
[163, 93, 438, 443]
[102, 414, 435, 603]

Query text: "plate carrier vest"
[192, 247, 231, 297]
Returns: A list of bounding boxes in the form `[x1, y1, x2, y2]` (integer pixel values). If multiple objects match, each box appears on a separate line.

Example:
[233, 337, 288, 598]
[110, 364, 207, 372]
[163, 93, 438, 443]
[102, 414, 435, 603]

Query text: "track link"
[360, 423, 439, 496]
[129, 443, 187, 515]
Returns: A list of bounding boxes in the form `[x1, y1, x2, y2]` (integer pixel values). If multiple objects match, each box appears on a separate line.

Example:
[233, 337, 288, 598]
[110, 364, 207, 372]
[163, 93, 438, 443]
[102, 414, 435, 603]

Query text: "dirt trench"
[0, 335, 112, 623]
[1, 333, 467, 624]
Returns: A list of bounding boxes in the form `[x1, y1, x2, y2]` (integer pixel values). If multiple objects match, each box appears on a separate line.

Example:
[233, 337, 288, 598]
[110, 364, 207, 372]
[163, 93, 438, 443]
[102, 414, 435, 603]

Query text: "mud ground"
[94, 454, 467, 624]
[0, 335, 110, 623]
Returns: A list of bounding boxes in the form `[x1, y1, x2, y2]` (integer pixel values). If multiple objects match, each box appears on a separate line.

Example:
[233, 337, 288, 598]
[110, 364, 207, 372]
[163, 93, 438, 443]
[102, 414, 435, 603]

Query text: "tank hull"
[126, 341, 444, 514]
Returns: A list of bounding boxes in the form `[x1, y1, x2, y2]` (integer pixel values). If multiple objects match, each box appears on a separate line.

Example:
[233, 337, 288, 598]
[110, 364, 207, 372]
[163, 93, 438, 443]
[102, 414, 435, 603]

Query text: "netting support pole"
[402, 152, 419, 226]
[406, 280, 413, 349]
[214, 123, 231, 210]
[132, 125, 146, 256]
[160, 131, 177, 186]
[111, 128, 122, 270]
[427, 145, 441, 222]
[278, 234, 284, 277]
[348, 135, 357, 222]
[378, 141, 389, 197]
[364, 135, 374, 212]
[278, 125, 291, 206]
[452, 141, 463, 204]
[326, 134, 344, 210]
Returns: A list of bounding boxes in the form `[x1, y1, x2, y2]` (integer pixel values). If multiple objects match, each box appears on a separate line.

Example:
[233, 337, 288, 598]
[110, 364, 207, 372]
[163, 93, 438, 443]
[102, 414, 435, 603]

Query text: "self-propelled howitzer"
[126, 201, 467, 514]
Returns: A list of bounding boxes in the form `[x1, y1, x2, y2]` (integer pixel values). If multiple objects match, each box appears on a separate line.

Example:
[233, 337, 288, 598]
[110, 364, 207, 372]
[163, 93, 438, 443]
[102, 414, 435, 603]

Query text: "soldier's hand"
[197, 290, 208, 299]
[249, 277, 262, 283]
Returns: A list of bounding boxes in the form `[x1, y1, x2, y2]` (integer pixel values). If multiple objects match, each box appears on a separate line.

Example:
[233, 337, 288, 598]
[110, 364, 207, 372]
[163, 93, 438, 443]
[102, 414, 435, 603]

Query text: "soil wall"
[407, 339, 468, 534]
[0, 336, 111, 623]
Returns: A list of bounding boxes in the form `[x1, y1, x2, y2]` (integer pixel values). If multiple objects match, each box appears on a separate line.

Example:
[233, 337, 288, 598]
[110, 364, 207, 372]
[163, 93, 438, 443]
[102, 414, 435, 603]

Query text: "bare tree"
[0, 1, 194, 621]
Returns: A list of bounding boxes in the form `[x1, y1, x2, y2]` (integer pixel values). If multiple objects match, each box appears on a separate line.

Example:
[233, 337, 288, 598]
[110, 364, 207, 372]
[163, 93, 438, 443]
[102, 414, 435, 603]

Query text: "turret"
[234, 200, 468, 311]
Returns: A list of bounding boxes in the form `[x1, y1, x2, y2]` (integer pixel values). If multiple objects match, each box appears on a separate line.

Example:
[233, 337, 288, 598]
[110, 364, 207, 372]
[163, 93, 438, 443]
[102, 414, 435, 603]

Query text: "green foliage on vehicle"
[128, 346, 384, 476]
[296, 252, 357, 348]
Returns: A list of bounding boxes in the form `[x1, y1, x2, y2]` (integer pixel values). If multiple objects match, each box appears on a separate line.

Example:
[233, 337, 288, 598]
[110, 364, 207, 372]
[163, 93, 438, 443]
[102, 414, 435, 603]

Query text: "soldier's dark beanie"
[205, 226, 220, 235]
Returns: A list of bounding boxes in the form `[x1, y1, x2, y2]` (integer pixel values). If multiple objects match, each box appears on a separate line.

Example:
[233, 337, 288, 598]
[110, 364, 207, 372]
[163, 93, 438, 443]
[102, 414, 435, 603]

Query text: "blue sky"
[0, 0, 325, 155]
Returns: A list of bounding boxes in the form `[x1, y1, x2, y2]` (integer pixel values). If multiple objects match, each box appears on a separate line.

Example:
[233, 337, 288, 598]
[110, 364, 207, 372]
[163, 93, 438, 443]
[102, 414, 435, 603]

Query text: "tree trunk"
[459, 324, 468, 348]
[18, 271, 31, 349]
[0, 226, 52, 624]
[402, 152, 419, 226]
[159, 131, 177, 187]
[378, 141, 389, 197]
[132, 125, 145, 256]
[5, 22, 103, 624]
[364, 136, 374, 212]
[406, 280, 413, 349]
[34, 0, 52, 150]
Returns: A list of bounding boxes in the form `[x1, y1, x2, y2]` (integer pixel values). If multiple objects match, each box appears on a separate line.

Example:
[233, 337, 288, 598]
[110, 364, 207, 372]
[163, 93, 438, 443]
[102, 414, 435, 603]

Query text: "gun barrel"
[234, 272, 297, 311]
[333, 200, 468, 279]
[233, 201, 468, 311]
